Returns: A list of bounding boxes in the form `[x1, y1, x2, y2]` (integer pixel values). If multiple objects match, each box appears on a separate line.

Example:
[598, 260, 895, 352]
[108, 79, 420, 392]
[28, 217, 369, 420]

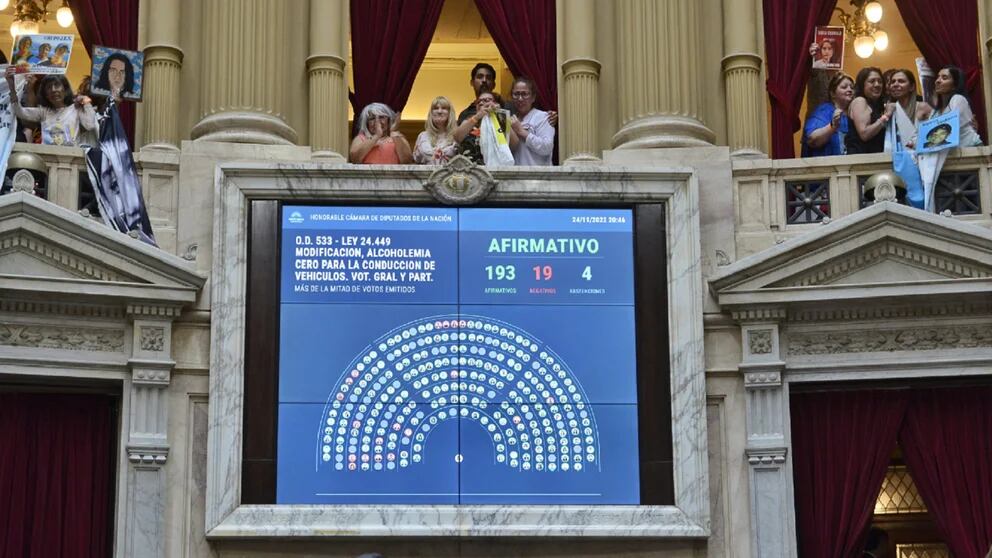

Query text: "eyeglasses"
[511, 91, 532, 99]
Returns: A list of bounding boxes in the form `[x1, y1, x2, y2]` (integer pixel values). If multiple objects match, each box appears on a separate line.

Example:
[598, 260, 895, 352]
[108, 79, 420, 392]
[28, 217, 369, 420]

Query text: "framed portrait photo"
[90, 45, 144, 101]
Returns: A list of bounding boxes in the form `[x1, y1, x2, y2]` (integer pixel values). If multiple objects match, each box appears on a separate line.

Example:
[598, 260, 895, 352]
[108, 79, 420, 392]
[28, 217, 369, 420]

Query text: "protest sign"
[918, 110, 960, 154]
[90, 46, 144, 101]
[10, 34, 74, 74]
[812, 26, 844, 71]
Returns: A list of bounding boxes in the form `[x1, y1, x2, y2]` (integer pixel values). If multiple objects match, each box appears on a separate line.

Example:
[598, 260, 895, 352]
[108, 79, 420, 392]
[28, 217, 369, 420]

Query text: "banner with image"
[89, 46, 144, 101]
[10, 34, 74, 74]
[918, 110, 960, 154]
[812, 26, 844, 71]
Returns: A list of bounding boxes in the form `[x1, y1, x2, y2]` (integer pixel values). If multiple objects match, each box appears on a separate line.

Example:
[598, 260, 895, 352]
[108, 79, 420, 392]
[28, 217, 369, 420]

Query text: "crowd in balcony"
[801, 62, 982, 158]
[349, 63, 557, 167]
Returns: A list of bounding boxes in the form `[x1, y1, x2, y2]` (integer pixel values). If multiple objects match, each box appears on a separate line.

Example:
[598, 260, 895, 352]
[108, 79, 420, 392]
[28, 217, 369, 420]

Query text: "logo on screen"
[288, 211, 304, 224]
[317, 315, 600, 474]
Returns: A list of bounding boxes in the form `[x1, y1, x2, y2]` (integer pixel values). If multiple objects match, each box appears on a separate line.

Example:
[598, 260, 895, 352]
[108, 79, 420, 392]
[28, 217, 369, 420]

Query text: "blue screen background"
[277, 206, 640, 505]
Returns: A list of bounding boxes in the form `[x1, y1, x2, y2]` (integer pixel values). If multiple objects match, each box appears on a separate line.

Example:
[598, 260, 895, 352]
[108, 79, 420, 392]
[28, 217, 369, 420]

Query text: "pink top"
[360, 135, 401, 164]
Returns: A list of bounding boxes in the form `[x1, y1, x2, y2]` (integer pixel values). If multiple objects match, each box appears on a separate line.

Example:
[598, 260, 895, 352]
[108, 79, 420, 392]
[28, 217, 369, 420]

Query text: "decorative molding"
[773, 240, 989, 287]
[787, 324, 992, 355]
[744, 370, 781, 388]
[731, 307, 787, 323]
[131, 364, 171, 386]
[0, 323, 125, 352]
[181, 243, 198, 262]
[140, 326, 165, 352]
[789, 301, 992, 322]
[748, 329, 773, 354]
[12, 169, 35, 194]
[0, 299, 124, 318]
[127, 446, 169, 466]
[0, 232, 133, 282]
[745, 447, 787, 466]
[423, 156, 497, 205]
[127, 304, 182, 318]
[897, 543, 950, 558]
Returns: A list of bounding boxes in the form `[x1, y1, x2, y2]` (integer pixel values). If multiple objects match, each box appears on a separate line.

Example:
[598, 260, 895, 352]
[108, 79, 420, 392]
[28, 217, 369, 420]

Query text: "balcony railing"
[2, 143, 181, 255]
[732, 147, 992, 257]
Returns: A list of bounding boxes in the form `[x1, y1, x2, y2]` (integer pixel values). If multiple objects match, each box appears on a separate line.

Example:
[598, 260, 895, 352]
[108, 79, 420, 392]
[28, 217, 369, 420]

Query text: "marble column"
[735, 310, 799, 558]
[123, 305, 178, 558]
[721, 0, 765, 157]
[191, 0, 298, 144]
[308, 0, 349, 160]
[561, 0, 601, 163]
[141, 0, 183, 150]
[611, 0, 715, 149]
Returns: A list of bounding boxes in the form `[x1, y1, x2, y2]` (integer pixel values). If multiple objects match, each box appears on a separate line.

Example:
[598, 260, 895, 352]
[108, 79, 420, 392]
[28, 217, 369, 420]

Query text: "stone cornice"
[0, 298, 124, 318]
[772, 240, 988, 287]
[788, 301, 992, 322]
[0, 231, 134, 282]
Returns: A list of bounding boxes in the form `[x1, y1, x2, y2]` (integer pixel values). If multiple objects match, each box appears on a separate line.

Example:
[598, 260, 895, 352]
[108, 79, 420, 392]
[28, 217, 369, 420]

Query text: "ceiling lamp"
[854, 35, 875, 59]
[835, 0, 887, 59]
[872, 30, 889, 51]
[7, 0, 74, 38]
[864, 1, 883, 23]
[56, 1, 73, 27]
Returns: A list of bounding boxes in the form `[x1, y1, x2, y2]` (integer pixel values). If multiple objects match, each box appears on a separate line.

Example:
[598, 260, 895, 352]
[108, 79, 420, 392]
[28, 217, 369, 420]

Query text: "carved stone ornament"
[0, 323, 125, 352]
[746, 449, 787, 466]
[788, 324, 992, 355]
[139, 326, 165, 352]
[424, 154, 496, 205]
[744, 370, 781, 387]
[11, 169, 35, 194]
[748, 329, 773, 354]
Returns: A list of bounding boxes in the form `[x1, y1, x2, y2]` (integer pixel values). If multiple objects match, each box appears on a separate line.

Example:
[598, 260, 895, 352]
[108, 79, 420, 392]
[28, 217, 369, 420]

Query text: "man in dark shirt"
[457, 63, 505, 124]
[457, 62, 557, 127]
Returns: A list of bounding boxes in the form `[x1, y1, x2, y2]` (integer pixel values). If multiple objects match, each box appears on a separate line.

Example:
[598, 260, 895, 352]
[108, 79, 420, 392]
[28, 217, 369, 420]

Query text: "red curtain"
[899, 387, 992, 558]
[473, 0, 557, 113]
[763, 0, 837, 159]
[0, 393, 115, 557]
[893, 0, 986, 143]
[791, 389, 909, 558]
[349, 0, 445, 124]
[68, 0, 140, 147]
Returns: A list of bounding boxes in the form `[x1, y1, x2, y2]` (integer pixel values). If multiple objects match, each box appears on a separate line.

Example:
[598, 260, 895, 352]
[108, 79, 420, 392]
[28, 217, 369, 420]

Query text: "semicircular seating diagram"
[318, 314, 601, 474]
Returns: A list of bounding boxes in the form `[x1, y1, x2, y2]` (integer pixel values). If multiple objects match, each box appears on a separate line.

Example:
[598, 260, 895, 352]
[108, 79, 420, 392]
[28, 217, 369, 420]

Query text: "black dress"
[845, 100, 885, 154]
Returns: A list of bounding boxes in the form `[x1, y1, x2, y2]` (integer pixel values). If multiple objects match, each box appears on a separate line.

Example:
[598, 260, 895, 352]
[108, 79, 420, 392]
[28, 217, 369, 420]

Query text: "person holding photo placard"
[5, 66, 96, 147]
[931, 66, 982, 148]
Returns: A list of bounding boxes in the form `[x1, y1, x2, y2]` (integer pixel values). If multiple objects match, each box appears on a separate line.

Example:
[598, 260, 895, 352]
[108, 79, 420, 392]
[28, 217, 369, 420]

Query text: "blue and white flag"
[0, 76, 24, 183]
[85, 99, 156, 245]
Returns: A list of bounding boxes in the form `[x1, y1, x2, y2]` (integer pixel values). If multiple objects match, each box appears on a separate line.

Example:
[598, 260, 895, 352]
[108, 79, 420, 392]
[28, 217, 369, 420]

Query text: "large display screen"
[276, 206, 639, 504]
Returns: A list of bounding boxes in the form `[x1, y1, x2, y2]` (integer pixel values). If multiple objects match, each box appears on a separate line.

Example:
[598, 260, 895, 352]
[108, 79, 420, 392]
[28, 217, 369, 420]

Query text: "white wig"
[357, 102, 397, 135]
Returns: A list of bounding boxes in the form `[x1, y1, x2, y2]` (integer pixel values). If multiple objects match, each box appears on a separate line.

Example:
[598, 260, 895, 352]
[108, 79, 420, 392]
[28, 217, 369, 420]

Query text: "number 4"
[581, 266, 592, 281]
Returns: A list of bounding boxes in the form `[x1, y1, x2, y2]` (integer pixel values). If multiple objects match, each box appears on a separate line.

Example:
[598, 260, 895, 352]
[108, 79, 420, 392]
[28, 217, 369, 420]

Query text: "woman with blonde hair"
[413, 96, 458, 164]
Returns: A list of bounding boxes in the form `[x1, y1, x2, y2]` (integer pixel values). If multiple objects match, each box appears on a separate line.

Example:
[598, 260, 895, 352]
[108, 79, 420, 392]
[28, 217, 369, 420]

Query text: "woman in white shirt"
[5, 68, 97, 147]
[508, 77, 555, 166]
[932, 65, 982, 147]
[413, 96, 458, 164]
